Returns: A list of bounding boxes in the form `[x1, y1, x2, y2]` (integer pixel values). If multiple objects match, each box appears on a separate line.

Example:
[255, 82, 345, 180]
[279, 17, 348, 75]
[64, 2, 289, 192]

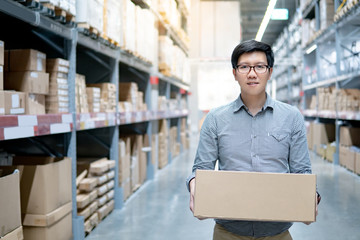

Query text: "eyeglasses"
[236, 65, 270, 74]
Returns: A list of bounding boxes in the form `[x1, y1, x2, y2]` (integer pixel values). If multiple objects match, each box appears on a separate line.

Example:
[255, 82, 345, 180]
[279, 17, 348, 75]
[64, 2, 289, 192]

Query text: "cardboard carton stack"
[77, 158, 116, 235]
[129, 135, 141, 192]
[0, 41, 3, 96]
[312, 122, 335, 157]
[87, 83, 116, 112]
[0, 167, 24, 240]
[338, 88, 360, 112]
[75, 74, 89, 113]
[76, 0, 104, 34]
[158, 119, 169, 169]
[180, 118, 190, 150]
[119, 137, 131, 201]
[119, 82, 137, 112]
[170, 126, 180, 158]
[12, 156, 72, 240]
[86, 87, 101, 113]
[339, 126, 360, 173]
[103, 0, 121, 45]
[46, 58, 70, 113]
[4, 48, 49, 115]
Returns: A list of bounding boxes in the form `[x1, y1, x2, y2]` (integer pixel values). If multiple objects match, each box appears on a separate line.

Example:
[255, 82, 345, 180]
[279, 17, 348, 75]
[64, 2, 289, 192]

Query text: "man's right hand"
[189, 178, 208, 220]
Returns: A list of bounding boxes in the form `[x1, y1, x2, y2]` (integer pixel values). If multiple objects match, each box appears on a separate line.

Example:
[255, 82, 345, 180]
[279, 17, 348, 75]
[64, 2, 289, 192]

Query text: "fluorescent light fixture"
[306, 44, 317, 54]
[271, 8, 288, 20]
[255, 0, 278, 42]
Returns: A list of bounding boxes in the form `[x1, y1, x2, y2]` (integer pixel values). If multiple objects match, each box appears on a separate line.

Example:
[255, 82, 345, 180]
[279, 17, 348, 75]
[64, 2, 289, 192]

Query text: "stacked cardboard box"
[4, 49, 49, 115]
[0, 40, 3, 92]
[75, 74, 89, 113]
[77, 158, 116, 235]
[103, 0, 121, 44]
[119, 82, 146, 112]
[0, 167, 24, 240]
[87, 83, 116, 112]
[338, 88, 360, 112]
[0, 90, 26, 115]
[320, 0, 334, 30]
[170, 126, 180, 158]
[86, 87, 101, 113]
[119, 137, 131, 201]
[46, 58, 70, 113]
[76, 0, 104, 33]
[158, 119, 169, 169]
[180, 118, 190, 150]
[312, 122, 335, 155]
[339, 126, 360, 172]
[11, 156, 72, 240]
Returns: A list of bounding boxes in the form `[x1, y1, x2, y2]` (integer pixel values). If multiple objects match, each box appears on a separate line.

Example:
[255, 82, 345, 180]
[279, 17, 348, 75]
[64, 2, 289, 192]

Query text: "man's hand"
[303, 192, 320, 225]
[189, 178, 208, 220]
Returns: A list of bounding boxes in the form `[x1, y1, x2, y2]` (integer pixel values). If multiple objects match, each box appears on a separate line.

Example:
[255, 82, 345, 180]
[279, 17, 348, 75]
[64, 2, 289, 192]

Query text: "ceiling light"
[255, 0, 278, 42]
[306, 44, 317, 54]
[271, 8, 288, 20]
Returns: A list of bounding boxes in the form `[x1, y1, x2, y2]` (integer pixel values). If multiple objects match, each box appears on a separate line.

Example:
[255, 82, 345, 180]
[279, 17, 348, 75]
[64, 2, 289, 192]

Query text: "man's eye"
[256, 65, 265, 69]
[239, 66, 248, 69]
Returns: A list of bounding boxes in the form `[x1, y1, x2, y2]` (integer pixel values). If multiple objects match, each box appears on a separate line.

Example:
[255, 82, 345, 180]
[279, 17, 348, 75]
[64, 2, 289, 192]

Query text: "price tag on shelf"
[136, 112, 142, 122]
[125, 112, 132, 123]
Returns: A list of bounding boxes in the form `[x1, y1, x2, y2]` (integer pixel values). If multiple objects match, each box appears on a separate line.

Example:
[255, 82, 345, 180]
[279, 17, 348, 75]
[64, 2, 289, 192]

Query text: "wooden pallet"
[77, 23, 101, 39]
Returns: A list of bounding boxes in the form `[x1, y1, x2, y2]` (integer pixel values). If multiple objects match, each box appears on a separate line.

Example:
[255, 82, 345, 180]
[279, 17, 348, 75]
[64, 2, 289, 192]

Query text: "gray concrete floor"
[87, 136, 360, 240]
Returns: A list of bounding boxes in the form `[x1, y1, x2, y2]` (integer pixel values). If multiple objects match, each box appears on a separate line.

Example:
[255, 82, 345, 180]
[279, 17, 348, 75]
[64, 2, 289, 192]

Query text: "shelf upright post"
[165, 81, 172, 164]
[110, 51, 123, 209]
[150, 75, 159, 174]
[66, 29, 85, 240]
[145, 74, 155, 180]
[334, 0, 341, 165]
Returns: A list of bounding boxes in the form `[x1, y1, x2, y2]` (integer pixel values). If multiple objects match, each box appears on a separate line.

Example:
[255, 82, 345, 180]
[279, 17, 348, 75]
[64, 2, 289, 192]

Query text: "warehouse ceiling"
[201, 0, 299, 47]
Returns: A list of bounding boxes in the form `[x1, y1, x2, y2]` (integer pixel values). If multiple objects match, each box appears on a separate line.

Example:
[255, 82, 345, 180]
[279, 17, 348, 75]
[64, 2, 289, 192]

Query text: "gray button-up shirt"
[187, 93, 312, 237]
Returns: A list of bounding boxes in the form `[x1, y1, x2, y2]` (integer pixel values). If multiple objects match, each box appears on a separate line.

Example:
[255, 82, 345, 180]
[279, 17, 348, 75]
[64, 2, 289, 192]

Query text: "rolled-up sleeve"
[288, 110, 312, 174]
[186, 112, 219, 191]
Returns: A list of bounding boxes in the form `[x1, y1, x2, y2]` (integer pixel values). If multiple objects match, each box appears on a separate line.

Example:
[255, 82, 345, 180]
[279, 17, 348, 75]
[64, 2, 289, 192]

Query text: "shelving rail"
[0, 1, 190, 239]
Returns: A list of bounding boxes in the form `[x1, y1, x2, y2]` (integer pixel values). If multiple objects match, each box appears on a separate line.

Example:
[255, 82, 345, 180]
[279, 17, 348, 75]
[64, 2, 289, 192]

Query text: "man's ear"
[232, 68, 236, 79]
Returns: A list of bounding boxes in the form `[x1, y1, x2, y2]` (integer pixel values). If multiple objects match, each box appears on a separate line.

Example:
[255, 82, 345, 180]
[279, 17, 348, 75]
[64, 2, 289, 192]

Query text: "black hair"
[231, 40, 274, 69]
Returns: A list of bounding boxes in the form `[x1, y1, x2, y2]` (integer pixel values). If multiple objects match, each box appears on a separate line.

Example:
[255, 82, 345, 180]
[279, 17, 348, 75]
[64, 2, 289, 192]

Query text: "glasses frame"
[235, 65, 270, 74]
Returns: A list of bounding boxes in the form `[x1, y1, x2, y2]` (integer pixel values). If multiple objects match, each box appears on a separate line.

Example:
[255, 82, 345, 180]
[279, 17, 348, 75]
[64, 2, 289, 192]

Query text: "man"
[186, 40, 320, 240]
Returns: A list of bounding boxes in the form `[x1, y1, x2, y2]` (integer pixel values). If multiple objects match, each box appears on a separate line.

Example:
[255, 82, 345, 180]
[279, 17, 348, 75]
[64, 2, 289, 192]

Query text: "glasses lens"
[255, 65, 267, 73]
[237, 66, 249, 73]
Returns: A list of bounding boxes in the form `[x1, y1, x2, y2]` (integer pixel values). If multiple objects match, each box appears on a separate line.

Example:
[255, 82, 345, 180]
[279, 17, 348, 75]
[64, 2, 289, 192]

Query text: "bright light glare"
[271, 8, 288, 20]
[255, 0, 278, 42]
[306, 44, 317, 54]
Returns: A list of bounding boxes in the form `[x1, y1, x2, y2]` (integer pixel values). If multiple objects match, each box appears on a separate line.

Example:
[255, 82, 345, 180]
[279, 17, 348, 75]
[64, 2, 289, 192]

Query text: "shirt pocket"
[262, 131, 290, 161]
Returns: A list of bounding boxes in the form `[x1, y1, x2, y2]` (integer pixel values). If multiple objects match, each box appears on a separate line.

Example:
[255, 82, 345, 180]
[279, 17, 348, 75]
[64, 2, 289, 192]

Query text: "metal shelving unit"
[0, 1, 190, 239]
[301, 0, 360, 165]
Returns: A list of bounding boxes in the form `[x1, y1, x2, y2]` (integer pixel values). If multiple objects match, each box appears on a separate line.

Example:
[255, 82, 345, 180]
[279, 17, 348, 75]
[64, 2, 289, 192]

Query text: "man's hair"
[231, 40, 274, 69]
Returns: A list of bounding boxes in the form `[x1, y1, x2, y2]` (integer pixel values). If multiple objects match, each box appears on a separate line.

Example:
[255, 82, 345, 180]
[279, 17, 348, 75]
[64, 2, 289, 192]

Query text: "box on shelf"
[340, 126, 360, 147]
[26, 94, 46, 115]
[76, 0, 104, 33]
[312, 122, 335, 150]
[356, 152, 360, 175]
[325, 143, 336, 163]
[12, 156, 72, 215]
[0, 65, 3, 90]
[0, 167, 22, 238]
[119, 137, 131, 185]
[0, 40, 4, 66]
[1, 226, 23, 240]
[46, 58, 70, 74]
[5, 71, 49, 94]
[4, 90, 26, 115]
[8, 49, 46, 72]
[194, 170, 317, 222]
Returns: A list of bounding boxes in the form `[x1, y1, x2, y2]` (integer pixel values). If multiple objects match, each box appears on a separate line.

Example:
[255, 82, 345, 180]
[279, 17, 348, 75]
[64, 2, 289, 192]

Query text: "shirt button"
[253, 135, 257, 138]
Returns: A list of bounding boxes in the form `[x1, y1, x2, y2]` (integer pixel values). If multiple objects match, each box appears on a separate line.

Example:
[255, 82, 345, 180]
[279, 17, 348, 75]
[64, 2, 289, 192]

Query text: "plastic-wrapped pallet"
[103, 0, 121, 45]
[76, 0, 104, 33]
[122, 0, 136, 53]
[320, 0, 334, 30]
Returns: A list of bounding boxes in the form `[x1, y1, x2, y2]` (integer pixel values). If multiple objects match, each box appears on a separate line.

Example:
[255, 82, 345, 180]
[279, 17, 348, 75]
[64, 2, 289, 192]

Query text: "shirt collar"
[233, 92, 275, 113]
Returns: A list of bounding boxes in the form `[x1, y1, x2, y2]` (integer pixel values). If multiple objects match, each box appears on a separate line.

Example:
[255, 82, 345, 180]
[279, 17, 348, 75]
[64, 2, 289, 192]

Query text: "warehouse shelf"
[77, 33, 119, 60]
[302, 0, 317, 19]
[158, 72, 190, 91]
[119, 49, 152, 74]
[0, 0, 72, 39]
[118, 109, 189, 125]
[76, 112, 117, 130]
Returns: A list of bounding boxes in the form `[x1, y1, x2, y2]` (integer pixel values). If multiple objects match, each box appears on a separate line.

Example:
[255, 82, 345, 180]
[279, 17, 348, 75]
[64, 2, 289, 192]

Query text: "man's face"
[232, 51, 273, 97]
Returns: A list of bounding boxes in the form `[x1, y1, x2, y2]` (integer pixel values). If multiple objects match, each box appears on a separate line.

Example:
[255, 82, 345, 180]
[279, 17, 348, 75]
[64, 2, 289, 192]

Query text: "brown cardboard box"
[0, 168, 22, 238]
[122, 178, 131, 201]
[26, 94, 45, 115]
[119, 137, 131, 184]
[340, 126, 360, 147]
[0, 40, 4, 66]
[0, 90, 4, 115]
[2, 226, 23, 240]
[23, 212, 72, 240]
[339, 145, 348, 167]
[355, 152, 360, 175]
[312, 123, 335, 149]
[13, 157, 72, 215]
[4, 91, 26, 115]
[0, 65, 3, 90]
[325, 144, 336, 163]
[4, 50, 9, 72]
[346, 149, 356, 172]
[46, 58, 69, 73]
[194, 170, 317, 222]
[306, 121, 314, 150]
[5, 71, 49, 94]
[9, 49, 46, 72]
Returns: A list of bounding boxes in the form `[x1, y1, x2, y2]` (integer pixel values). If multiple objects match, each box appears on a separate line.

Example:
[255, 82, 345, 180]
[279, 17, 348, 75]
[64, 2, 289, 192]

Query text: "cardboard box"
[2, 226, 23, 240]
[46, 58, 69, 73]
[0, 90, 4, 115]
[0, 40, 4, 66]
[194, 170, 317, 222]
[23, 212, 72, 240]
[9, 49, 46, 72]
[325, 144, 336, 163]
[339, 145, 348, 167]
[5, 71, 49, 94]
[119, 137, 131, 184]
[312, 123, 335, 149]
[122, 178, 131, 201]
[0, 65, 3, 90]
[0, 168, 22, 238]
[340, 126, 360, 147]
[26, 94, 45, 115]
[13, 156, 72, 215]
[356, 152, 360, 175]
[4, 90, 26, 115]
[346, 149, 356, 172]
[4, 50, 9, 72]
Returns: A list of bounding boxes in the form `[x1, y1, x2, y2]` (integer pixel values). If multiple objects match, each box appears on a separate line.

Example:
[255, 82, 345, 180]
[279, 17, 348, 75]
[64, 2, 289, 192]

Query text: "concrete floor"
[87, 136, 360, 240]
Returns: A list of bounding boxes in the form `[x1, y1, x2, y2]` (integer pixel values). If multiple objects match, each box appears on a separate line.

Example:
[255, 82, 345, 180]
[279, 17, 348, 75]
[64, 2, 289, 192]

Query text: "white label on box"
[0, 108, 4, 114]
[54, 78, 68, 85]
[30, 72, 38, 78]
[58, 66, 69, 73]
[10, 108, 25, 114]
[4, 126, 34, 139]
[50, 123, 71, 133]
[125, 112, 132, 123]
[62, 114, 73, 123]
[85, 121, 95, 129]
[59, 59, 69, 66]
[18, 115, 38, 126]
[11, 94, 20, 108]
[0, 66, 3, 72]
